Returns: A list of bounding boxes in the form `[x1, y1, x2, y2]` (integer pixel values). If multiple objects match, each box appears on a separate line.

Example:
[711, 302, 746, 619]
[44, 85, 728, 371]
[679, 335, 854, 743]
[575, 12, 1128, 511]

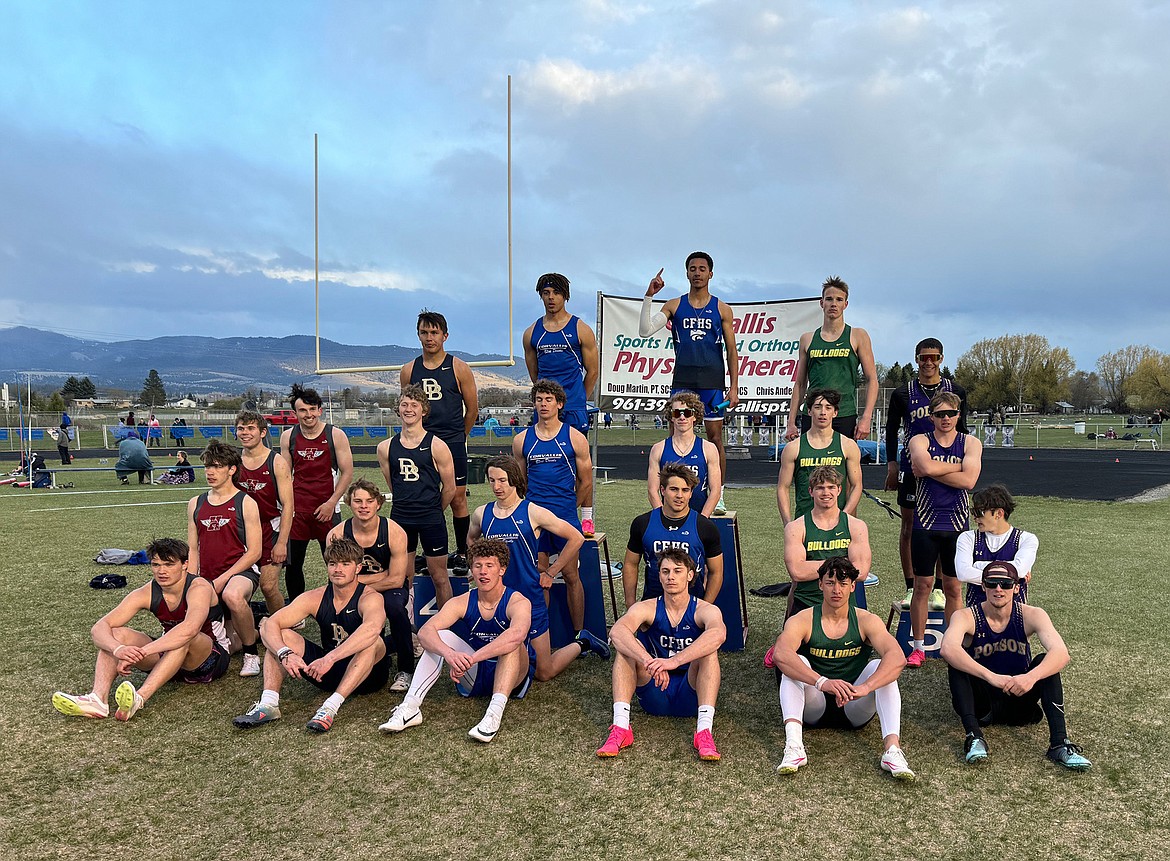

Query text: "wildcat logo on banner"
[597, 293, 822, 414]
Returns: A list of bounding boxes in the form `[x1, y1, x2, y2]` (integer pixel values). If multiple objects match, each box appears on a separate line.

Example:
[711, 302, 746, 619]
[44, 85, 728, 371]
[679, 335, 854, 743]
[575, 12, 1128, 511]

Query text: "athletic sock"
[483, 693, 508, 728]
[242, 642, 258, 655]
[696, 705, 715, 735]
[613, 701, 631, 730]
[784, 720, 803, 747]
[453, 515, 471, 553]
[581, 506, 594, 523]
[911, 639, 925, 651]
[904, 578, 914, 590]
[934, 577, 944, 592]
[323, 693, 345, 712]
[260, 689, 280, 709]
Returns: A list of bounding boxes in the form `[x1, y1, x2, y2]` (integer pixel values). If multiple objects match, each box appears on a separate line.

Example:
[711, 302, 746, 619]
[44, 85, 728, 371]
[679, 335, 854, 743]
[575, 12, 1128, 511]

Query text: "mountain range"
[0, 326, 529, 397]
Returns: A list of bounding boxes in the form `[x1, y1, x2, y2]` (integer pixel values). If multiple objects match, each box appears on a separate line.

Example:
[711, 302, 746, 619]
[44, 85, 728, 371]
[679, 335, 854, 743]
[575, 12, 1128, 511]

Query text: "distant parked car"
[264, 409, 299, 425]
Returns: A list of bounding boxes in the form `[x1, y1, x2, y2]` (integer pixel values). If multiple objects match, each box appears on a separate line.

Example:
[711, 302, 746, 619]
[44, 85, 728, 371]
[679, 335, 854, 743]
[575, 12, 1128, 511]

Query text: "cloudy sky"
[2, 0, 1167, 372]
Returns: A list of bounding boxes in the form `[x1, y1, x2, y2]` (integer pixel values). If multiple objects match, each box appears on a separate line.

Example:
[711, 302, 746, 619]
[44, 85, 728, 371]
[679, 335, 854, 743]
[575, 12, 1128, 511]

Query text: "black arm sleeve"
[953, 382, 971, 435]
[627, 512, 653, 555]
[696, 515, 723, 558]
[885, 386, 909, 461]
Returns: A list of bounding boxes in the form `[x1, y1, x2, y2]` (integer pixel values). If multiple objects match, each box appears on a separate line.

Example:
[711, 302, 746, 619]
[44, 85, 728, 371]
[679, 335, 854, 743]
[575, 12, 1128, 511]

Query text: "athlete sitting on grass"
[940, 560, 1091, 771]
[773, 556, 914, 780]
[52, 538, 231, 722]
[232, 537, 388, 733]
[598, 548, 726, 762]
[379, 538, 535, 744]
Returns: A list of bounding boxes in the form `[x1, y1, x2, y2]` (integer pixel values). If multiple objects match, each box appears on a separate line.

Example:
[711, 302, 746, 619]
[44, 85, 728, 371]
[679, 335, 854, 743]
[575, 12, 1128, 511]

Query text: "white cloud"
[520, 57, 720, 112]
[106, 260, 157, 274]
[579, 0, 652, 25]
[262, 266, 422, 293]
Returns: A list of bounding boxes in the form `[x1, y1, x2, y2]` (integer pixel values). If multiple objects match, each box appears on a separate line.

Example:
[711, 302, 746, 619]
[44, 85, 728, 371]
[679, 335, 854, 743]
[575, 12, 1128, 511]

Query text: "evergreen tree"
[61, 376, 82, 398]
[78, 377, 97, 398]
[140, 369, 167, 406]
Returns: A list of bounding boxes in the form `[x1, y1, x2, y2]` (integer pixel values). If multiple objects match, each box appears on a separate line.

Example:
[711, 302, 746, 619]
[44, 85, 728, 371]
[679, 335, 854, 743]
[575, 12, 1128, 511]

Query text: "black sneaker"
[449, 552, 468, 572]
[414, 554, 428, 574]
[250, 600, 270, 620]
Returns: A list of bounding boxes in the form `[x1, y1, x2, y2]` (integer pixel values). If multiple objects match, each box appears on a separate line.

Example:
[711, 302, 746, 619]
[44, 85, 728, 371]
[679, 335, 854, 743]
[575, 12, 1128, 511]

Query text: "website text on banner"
[597, 294, 822, 414]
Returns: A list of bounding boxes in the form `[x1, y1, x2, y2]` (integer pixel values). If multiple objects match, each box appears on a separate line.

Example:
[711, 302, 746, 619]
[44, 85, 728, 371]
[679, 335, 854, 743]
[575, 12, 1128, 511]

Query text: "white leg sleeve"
[779, 655, 826, 725]
[843, 658, 880, 728]
[403, 630, 475, 708]
[872, 678, 902, 739]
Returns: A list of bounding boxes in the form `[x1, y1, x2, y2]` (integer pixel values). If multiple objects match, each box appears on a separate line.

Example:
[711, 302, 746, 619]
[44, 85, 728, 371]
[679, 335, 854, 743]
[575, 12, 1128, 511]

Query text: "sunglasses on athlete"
[917, 354, 942, 362]
[671, 408, 696, 418]
[932, 409, 960, 418]
[982, 578, 1017, 591]
[821, 574, 858, 585]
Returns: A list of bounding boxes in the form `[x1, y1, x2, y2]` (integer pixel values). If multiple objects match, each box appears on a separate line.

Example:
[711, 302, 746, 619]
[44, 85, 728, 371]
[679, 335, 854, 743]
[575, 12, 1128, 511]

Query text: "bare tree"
[956, 334, 1073, 413]
[1097, 345, 1158, 412]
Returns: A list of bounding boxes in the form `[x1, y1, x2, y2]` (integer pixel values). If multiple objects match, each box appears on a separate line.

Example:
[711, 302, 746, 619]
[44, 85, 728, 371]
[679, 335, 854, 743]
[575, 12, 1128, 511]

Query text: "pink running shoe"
[596, 724, 633, 757]
[694, 729, 721, 761]
[763, 646, 776, 669]
[906, 648, 926, 668]
[581, 518, 595, 538]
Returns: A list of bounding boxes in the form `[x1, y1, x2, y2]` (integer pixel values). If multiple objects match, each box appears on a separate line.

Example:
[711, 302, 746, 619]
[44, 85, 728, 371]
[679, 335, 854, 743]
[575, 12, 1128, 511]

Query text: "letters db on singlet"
[596, 294, 821, 414]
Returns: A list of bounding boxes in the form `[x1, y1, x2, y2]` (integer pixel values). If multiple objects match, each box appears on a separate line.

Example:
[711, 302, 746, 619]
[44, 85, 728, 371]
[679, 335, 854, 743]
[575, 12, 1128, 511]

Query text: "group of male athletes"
[52, 254, 1090, 774]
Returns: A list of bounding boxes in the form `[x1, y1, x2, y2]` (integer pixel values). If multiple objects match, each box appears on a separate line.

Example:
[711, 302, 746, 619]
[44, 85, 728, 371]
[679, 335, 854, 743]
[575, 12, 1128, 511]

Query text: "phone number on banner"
[609, 397, 670, 413]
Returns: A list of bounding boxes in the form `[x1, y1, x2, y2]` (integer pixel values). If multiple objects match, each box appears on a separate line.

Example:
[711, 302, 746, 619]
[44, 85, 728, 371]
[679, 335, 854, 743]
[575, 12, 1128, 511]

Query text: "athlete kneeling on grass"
[379, 538, 534, 743]
[773, 557, 915, 780]
[53, 538, 231, 722]
[598, 548, 726, 762]
[232, 537, 389, 733]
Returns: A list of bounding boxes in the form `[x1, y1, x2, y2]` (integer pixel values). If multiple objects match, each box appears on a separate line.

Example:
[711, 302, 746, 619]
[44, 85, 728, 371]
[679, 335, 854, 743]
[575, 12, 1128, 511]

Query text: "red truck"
[264, 409, 299, 426]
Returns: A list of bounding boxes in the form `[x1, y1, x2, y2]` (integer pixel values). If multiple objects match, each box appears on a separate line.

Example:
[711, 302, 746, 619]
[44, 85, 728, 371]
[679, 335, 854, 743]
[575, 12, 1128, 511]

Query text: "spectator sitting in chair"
[115, 431, 154, 485]
[156, 451, 196, 485]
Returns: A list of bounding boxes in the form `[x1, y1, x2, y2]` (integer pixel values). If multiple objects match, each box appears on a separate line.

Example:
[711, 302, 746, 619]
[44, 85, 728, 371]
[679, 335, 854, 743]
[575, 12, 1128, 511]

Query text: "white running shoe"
[468, 714, 501, 743]
[390, 671, 412, 692]
[240, 653, 262, 677]
[114, 681, 145, 722]
[777, 743, 808, 774]
[378, 703, 423, 733]
[52, 691, 109, 719]
[881, 745, 916, 780]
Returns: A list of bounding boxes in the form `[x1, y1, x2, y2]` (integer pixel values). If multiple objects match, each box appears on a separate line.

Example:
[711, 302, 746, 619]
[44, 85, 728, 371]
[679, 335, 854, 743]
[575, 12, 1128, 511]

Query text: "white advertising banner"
[597, 293, 822, 415]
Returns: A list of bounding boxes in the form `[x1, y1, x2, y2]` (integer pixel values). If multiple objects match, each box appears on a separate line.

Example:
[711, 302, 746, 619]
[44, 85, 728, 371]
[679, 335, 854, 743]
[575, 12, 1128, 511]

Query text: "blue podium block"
[710, 513, 748, 651]
[546, 535, 609, 648]
[886, 602, 948, 659]
[412, 574, 470, 628]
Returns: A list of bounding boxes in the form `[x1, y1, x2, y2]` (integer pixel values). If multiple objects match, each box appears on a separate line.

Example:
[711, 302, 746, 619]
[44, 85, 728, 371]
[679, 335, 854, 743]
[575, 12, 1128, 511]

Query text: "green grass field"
[2, 465, 1166, 860]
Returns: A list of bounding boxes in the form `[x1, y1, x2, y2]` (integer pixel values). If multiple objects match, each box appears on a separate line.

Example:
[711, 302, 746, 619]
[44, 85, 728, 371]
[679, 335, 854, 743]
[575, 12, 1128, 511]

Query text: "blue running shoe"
[964, 733, 989, 764]
[575, 629, 611, 660]
[1047, 740, 1091, 771]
